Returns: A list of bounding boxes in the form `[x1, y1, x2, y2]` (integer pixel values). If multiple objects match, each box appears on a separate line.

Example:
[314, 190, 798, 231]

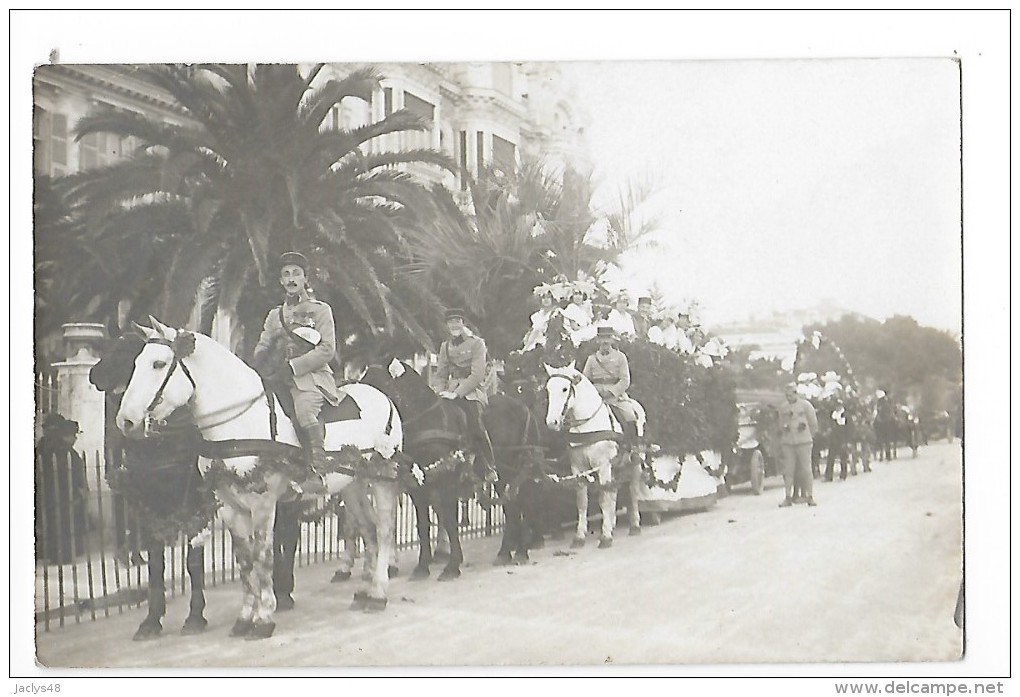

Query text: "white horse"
[115, 317, 403, 639]
[543, 363, 643, 548]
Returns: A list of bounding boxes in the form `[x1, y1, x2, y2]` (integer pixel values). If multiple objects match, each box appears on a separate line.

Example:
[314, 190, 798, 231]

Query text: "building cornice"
[35, 65, 187, 117]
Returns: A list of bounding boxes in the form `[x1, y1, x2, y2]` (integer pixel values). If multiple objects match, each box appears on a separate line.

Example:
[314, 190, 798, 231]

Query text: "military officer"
[431, 308, 496, 481]
[778, 382, 819, 507]
[253, 251, 341, 481]
[633, 296, 654, 340]
[582, 326, 643, 437]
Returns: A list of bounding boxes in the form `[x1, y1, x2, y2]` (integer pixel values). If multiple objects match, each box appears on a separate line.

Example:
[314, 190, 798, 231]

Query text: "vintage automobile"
[723, 390, 783, 495]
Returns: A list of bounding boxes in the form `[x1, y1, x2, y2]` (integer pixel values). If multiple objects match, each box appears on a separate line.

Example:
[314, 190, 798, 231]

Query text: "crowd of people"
[521, 277, 729, 368]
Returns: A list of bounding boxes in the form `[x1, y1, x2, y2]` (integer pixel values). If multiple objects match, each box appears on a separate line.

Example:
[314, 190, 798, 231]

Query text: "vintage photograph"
[13, 9, 1006, 684]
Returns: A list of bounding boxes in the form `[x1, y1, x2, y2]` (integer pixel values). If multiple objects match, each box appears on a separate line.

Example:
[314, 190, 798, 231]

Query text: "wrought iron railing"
[34, 449, 504, 631]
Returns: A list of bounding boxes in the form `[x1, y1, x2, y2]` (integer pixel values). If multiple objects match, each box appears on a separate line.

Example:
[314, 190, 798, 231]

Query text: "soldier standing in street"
[779, 383, 819, 507]
[253, 251, 341, 490]
[431, 308, 497, 482]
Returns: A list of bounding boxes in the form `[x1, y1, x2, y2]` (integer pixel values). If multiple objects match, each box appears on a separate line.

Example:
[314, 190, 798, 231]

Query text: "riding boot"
[463, 401, 497, 483]
[297, 423, 328, 496]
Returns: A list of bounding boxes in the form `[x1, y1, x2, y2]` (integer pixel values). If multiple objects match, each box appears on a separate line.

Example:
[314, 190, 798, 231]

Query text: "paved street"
[35, 441, 963, 669]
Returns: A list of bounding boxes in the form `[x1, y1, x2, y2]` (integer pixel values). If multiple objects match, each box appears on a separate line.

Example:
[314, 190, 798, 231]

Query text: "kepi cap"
[279, 251, 310, 273]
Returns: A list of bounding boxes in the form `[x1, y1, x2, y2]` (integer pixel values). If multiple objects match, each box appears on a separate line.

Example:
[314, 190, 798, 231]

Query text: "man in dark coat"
[35, 413, 89, 564]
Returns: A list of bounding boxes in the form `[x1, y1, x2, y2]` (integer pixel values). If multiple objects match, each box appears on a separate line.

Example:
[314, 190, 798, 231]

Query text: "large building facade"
[33, 61, 589, 189]
[33, 61, 589, 351]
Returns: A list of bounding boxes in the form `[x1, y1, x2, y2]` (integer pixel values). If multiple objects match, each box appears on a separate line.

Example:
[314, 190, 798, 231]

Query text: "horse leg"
[332, 495, 360, 583]
[627, 461, 642, 535]
[494, 480, 517, 565]
[409, 489, 432, 579]
[133, 544, 165, 641]
[598, 458, 618, 549]
[437, 487, 463, 581]
[273, 501, 300, 611]
[245, 501, 279, 640]
[345, 484, 380, 608]
[363, 480, 397, 612]
[219, 506, 257, 638]
[434, 512, 452, 560]
[572, 477, 588, 548]
[181, 542, 208, 635]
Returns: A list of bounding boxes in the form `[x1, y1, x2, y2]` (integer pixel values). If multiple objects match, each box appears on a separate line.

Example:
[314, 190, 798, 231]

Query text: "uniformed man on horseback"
[582, 326, 645, 441]
[431, 308, 497, 482]
[253, 251, 341, 485]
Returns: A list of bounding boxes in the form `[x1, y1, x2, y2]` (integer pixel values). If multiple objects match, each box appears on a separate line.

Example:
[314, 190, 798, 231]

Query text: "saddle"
[320, 393, 362, 424]
[607, 404, 640, 441]
[266, 382, 362, 427]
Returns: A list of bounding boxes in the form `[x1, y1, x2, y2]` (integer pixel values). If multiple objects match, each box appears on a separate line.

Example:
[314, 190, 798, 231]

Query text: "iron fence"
[34, 449, 504, 632]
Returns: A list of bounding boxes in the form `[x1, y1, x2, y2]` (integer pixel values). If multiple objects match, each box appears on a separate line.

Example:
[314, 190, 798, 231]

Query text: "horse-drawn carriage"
[722, 390, 782, 495]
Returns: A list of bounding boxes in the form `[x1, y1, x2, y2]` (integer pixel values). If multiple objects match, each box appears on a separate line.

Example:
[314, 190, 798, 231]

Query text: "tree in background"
[401, 159, 656, 359]
[722, 345, 790, 393]
[38, 64, 455, 360]
[802, 314, 962, 420]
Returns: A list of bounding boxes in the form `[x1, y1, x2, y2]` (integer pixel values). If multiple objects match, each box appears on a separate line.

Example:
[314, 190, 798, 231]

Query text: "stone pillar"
[51, 323, 106, 464]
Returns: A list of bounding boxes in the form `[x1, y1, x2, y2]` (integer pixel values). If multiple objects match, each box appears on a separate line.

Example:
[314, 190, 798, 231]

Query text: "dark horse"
[361, 360, 474, 581]
[485, 392, 555, 565]
[90, 334, 302, 640]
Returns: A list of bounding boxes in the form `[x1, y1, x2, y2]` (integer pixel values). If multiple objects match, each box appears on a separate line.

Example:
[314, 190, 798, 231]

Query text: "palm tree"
[50, 63, 455, 354]
[400, 158, 657, 358]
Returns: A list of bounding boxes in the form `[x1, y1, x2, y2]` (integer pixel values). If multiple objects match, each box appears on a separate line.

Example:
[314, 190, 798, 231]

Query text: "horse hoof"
[388, 564, 400, 579]
[529, 537, 546, 550]
[410, 567, 430, 581]
[570, 537, 585, 549]
[598, 538, 613, 549]
[246, 622, 276, 640]
[331, 570, 352, 583]
[438, 567, 461, 581]
[276, 595, 295, 612]
[180, 617, 208, 636]
[515, 552, 530, 563]
[630, 526, 642, 536]
[363, 597, 388, 613]
[494, 554, 514, 566]
[350, 592, 368, 611]
[229, 620, 254, 638]
[132, 621, 163, 641]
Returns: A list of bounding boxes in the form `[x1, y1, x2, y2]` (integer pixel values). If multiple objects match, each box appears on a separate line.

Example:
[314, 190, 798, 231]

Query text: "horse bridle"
[141, 336, 269, 435]
[545, 373, 609, 430]
[144, 337, 197, 414]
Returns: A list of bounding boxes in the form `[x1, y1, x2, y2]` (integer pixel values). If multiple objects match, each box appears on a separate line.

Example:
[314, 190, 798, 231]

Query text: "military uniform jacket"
[433, 334, 488, 405]
[633, 313, 652, 340]
[582, 348, 631, 403]
[253, 294, 341, 405]
[778, 397, 819, 445]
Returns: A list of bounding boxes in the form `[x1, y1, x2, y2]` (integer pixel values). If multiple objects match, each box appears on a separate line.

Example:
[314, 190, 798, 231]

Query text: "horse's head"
[115, 316, 197, 439]
[543, 361, 581, 431]
[385, 358, 438, 416]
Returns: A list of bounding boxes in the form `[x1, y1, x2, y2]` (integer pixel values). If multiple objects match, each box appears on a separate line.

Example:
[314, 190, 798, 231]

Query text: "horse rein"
[141, 337, 273, 437]
[546, 374, 612, 431]
[144, 338, 197, 413]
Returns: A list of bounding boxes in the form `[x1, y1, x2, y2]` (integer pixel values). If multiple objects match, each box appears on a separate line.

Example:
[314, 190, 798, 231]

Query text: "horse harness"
[141, 334, 399, 481]
[545, 373, 623, 448]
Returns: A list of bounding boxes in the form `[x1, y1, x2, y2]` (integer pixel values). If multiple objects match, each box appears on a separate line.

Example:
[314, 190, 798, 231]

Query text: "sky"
[565, 59, 962, 332]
